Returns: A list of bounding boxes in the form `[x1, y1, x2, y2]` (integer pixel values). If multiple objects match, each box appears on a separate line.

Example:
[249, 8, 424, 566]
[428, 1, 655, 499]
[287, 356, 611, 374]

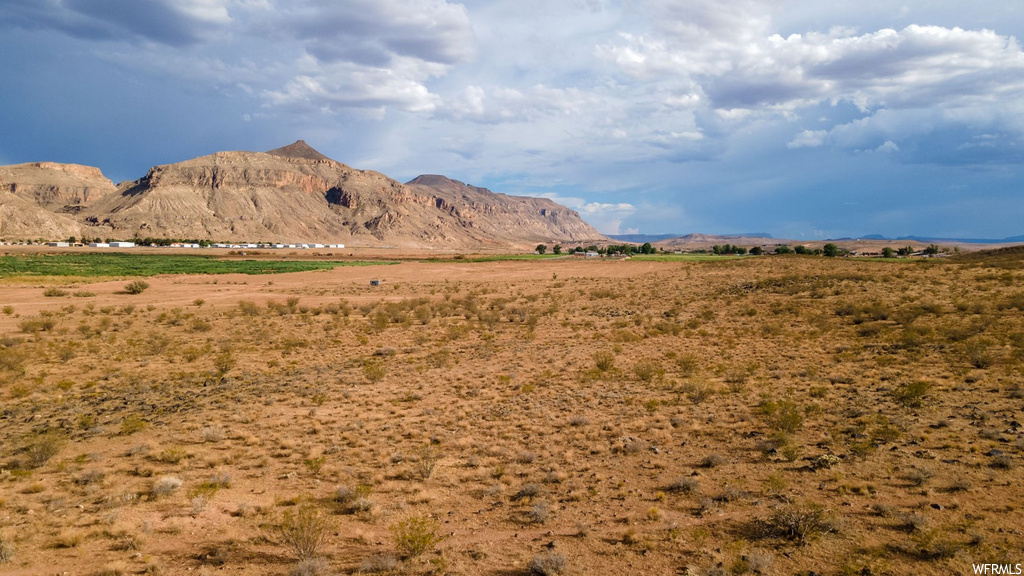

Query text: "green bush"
[391, 515, 444, 558]
[758, 398, 804, 433]
[892, 380, 932, 408]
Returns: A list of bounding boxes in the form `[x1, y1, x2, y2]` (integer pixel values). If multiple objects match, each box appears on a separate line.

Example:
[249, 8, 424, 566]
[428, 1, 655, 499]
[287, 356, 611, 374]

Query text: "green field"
[0, 253, 397, 278]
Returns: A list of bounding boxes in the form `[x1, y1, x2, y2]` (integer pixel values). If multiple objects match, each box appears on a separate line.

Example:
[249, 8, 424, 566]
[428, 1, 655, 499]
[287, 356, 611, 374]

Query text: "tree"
[749, 246, 763, 256]
[794, 245, 812, 255]
[923, 244, 941, 255]
[822, 243, 840, 257]
[881, 247, 895, 258]
[640, 242, 654, 254]
[897, 246, 914, 256]
[535, 244, 547, 254]
[775, 245, 793, 254]
[552, 244, 562, 255]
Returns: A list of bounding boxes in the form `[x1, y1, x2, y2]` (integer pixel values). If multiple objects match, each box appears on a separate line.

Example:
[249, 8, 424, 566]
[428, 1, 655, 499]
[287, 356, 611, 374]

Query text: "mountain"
[856, 234, 1024, 244]
[609, 232, 774, 244]
[0, 161, 115, 213]
[3, 141, 603, 248]
[405, 175, 600, 245]
[0, 191, 84, 239]
[0, 161, 117, 239]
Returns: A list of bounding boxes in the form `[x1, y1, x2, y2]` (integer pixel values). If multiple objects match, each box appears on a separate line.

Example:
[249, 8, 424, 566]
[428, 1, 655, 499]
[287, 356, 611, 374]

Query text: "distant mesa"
[0, 140, 606, 248]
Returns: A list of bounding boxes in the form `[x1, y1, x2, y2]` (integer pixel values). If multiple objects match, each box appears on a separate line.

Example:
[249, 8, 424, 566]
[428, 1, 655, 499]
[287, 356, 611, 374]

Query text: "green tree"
[552, 244, 562, 255]
[923, 244, 940, 255]
[775, 245, 793, 254]
[535, 244, 547, 254]
[822, 243, 840, 257]
[750, 246, 763, 255]
[897, 246, 914, 256]
[640, 242, 654, 254]
[881, 246, 895, 258]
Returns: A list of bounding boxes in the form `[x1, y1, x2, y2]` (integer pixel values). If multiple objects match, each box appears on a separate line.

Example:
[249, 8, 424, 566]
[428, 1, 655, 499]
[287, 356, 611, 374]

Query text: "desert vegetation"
[0, 251, 1022, 574]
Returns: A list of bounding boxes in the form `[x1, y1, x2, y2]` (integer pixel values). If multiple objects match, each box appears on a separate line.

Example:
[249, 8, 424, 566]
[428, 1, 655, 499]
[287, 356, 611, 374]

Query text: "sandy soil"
[1, 253, 1022, 576]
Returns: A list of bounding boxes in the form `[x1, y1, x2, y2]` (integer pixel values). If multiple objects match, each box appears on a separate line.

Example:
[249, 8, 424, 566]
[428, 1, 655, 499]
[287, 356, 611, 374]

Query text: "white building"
[109, 241, 135, 248]
[88, 242, 109, 248]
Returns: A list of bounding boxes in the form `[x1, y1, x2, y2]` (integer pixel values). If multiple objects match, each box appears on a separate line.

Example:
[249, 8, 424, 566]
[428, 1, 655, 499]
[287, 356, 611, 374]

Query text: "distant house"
[585, 251, 599, 258]
[109, 241, 135, 248]
[88, 242, 109, 248]
[47, 242, 70, 247]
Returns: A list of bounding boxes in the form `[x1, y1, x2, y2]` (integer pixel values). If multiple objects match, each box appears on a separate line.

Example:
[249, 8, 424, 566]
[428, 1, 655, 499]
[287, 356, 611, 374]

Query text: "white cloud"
[439, 84, 602, 123]
[787, 129, 828, 148]
[876, 140, 899, 153]
[540, 194, 636, 235]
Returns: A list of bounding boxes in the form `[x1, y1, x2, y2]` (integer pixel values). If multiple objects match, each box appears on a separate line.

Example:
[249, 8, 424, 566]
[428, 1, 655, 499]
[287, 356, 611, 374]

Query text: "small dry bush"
[359, 553, 400, 574]
[21, 431, 66, 469]
[123, 280, 150, 295]
[665, 477, 700, 495]
[633, 358, 665, 382]
[152, 476, 183, 497]
[593, 351, 615, 372]
[291, 557, 331, 576]
[529, 552, 567, 576]
[0, 533, 14, 563]
[751, 503, 838, 544]
[279, 502, 334, 561]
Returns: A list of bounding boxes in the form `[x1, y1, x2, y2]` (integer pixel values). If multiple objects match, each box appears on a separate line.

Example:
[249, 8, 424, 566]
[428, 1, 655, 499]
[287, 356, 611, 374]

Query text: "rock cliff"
[2, 142, 606, 248]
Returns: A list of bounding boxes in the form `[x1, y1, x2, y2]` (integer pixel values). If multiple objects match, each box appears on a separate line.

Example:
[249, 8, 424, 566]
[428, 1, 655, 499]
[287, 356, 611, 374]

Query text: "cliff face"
[0, 162, 115, 213]
[405, 175, 601, 243]
[3, 142, 606, 248]
[0, 191, 83, 239]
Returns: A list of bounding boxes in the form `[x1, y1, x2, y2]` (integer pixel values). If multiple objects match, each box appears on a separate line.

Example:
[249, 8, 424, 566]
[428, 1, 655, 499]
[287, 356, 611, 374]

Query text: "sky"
[1, 0, 1023, 239]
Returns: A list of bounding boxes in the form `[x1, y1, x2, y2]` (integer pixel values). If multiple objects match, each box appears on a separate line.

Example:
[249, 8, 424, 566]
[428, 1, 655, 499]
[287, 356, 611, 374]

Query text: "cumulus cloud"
[0, 0, 232, 45]
[260, 0, 475, 66]
[787, 130, 828, 149]
[540, 194, 636, 235]
[439, 84, 601, 123]
[600, 3, 1024, 163]
[0, 0, 475, 115]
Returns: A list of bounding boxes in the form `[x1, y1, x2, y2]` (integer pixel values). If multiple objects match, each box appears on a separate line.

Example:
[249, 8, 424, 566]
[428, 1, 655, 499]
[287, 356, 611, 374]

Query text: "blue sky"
[2, 0, 1023, 238]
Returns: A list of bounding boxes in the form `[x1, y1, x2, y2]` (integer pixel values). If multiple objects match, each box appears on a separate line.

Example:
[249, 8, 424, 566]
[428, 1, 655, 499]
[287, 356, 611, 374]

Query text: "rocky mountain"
[405, 175, 600, 245]
[0, 162, 118, 239]
[1, 141, 604, 248]
[0, 162, 115, 213]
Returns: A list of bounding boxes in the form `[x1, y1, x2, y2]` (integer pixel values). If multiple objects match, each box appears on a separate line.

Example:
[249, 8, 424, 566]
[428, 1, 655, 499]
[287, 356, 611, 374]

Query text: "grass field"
[1, 252, 1022, 575]
[0, 253, 397, 278]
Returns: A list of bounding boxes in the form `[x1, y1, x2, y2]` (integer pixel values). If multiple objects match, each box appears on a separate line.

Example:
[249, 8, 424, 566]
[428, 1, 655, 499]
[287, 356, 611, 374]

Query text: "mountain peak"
[266, 140, 333, 162]
[407, 174, 465, 187]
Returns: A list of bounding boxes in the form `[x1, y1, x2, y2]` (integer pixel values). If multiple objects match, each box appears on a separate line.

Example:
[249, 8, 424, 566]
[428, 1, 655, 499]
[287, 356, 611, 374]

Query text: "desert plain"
[1, 248, 1023, 576]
